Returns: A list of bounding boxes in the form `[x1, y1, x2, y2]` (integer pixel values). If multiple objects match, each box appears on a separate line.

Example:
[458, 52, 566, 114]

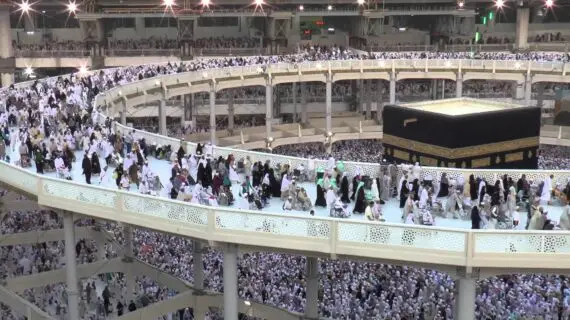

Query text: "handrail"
[3, 55, 570, 273]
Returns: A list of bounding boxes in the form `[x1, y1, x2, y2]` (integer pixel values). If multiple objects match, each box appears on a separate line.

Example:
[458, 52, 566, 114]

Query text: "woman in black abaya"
[471, 205, 481, 229]
[91, 152, 101, 175]
[437, 172, 449, 198]
[315, 182, 327, 207]
[399, 179, 409, 208]
[340, 173, 350, 203]
[353, 181, 366, 214]
[469, 174, 478, 201]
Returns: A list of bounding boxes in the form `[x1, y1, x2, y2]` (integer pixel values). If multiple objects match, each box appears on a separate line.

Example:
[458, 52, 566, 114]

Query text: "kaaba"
[382, 98, 541, 169]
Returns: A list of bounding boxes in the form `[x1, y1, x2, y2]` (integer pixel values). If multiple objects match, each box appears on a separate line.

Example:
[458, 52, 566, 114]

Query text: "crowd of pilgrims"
[3, 50, 570, 319]
[3, 197, 570, 320]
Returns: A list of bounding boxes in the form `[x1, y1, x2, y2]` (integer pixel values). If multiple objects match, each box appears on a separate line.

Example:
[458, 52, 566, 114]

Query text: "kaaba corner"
[382, 98, 541, 169]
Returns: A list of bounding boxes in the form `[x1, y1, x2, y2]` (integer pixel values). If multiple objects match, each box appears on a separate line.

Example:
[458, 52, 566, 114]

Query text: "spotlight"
[545, 0, 553, 7]
[24, 66, 33, 75]
[162, 0, 175, 6]
[495, 0, 504, 8]
[457, 1, 464, 8]
[244, 301, 251, 306]
[327, 4, 332, 10]
[357, 0, 365, 5]
[200, 0, 210, 7]
[78, 65, 89, 74]
[254, 0, 264, 6]
[155, 80, 161, 86]
[19, 1, 31, 13]
[67, 1, 78, 13]
[299, 4, 304, 10]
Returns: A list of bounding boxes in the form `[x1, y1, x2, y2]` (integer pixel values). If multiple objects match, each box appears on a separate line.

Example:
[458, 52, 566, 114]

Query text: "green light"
[475, 32, 480, 42]
[488, 11, 494, 20]
[482, 16, 487, 25]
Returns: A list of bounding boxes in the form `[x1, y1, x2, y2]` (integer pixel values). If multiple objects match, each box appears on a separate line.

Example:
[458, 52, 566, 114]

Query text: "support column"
[366, 79, 372, 120]
[301, 82, 308, 125]
[183, 94, 193, 127]
[455, 278, 476, 320]
[193, 241, 206, 320]
[223, 244, 238, 320]
[515, 80, 525, 100]
[431, 79, 438, 100]
[389, 73, 396, 104]
[158, 98, 167, 136]
[123, 224, 135, 304]
[63, 212, 80, 320]
[292, 82, 298, 122]
[304, 257, 319, 319]
[209, 87, 216, 145]
[193, 241, 204, 290]
[0, 5, 14, 87]
[358, 79, 364, 113]
[456, 73, 463, 98]
[441, 79, 446, 100]
[228, 90, 235, 133]
[515, 8, 530, 50]
[326, 76, 332, 134]
[266, 80, 273, 139]
[524, 74, 532, 106]
[120, 100, 127, 125]
[191, 93, 197, 126]
[377, 79, 383, 124]
[536, 82, 545, 109]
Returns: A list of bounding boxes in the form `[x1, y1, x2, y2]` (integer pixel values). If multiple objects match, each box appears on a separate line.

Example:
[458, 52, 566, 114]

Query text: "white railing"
[4, 157, 570, 270]
[3, 55, 570, 271]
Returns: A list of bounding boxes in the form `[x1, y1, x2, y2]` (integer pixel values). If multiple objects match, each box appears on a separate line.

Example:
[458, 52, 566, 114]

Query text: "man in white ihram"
[540, 174, 553, 206]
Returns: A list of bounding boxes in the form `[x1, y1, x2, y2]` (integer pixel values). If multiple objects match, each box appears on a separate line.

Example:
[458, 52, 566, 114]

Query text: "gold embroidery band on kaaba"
[383, 134, 539, 159]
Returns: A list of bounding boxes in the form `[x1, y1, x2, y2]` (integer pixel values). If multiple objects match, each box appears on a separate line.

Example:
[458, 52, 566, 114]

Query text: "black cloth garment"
[340, 176, 350, 203]
[315, 184, 327, 207]
[177, 146, 185, 167]
[469, 175, 478, 200]
[197, 163, 205, 184]
[353, 187, 366, 214]
[82, 155, 92, 184]
[471, 206, 481, 229]
[399, 180, 409, 208]
[91, 153, 101, 175]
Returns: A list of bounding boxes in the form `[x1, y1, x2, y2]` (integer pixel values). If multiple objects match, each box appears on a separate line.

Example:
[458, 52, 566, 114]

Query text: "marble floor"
[8, 145, 564, 231]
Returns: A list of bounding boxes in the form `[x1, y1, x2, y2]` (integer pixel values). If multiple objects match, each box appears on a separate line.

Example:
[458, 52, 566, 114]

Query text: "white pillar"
[209, 88, 216, 145]
[389, 73, 396, 104]
[266, 81, 273, 138]
[456, 73, 463, 98]
[325, 76, 332, 134]
[377, 79, 383, 124]
[301, 82, 308, 124]
[515, 80, 525, 100]
[516, 8, 530, 50]
[120, 100, 127, 125]
[358, 79, 364, 113]
[228, 91, 235, 132]
[525, 74, 532, 106]
[158, 98, 167, 136]
[63, 212, 80, 320]
[455, 278, 476, 320]
[0, 6, 14, 88]
[304, 257, 319, 319]
[441, 79, 446, 100]
[292, 82, 298, 122]
[366, 79, 372, 120]
[223, 244, 238, 320]
[123, 224, 135, 303]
